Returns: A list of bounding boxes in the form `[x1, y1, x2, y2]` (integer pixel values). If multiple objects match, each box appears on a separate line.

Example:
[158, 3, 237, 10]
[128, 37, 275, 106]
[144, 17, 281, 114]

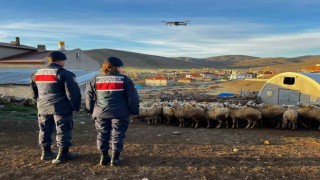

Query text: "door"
[278, 89, 300, 105]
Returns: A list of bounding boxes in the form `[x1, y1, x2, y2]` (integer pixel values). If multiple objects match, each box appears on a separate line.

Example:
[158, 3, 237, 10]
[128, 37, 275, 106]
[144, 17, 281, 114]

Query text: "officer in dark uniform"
[85, 57, 139, 166]
[30, 51, 81, 164]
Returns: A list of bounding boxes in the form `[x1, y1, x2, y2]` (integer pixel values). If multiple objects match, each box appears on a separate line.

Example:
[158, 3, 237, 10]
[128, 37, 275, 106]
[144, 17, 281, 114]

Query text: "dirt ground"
[0, 105, 320, 180]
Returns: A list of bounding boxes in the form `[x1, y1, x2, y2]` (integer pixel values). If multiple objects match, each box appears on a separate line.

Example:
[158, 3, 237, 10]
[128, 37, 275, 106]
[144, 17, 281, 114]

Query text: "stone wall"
[0, 84, 32, 99]
[0, 83, 87, 100]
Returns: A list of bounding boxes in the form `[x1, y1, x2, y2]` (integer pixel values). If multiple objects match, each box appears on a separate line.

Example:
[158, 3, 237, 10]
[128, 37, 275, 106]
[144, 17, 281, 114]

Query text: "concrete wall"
[64, 49, 100, 71]
[0, 47, 31, 59]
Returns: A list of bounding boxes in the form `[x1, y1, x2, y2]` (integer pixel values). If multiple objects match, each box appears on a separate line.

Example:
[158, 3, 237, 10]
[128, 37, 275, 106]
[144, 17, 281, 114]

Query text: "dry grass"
[214, 80, 266, 94]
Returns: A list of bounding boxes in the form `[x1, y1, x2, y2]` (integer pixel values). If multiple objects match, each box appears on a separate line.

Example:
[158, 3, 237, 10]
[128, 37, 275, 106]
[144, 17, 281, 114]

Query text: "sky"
[1, 0, 320, 58]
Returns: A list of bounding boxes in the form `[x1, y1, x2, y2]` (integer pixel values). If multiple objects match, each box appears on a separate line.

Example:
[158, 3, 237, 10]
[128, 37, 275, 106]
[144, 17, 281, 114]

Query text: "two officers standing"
[31, 51, 139, 166]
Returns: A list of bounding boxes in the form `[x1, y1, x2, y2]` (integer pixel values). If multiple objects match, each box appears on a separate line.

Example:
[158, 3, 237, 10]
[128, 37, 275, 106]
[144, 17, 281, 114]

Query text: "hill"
[84, 49, 201, 69]
[85, 49, 320, 71]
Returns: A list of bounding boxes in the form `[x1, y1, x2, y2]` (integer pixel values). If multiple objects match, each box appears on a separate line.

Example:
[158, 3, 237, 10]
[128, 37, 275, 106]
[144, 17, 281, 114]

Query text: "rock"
[263, 140, 270, 145]
[11, 97, 25, 102]
[24, 99, 36, 106]
[142, 178, 149, 180]
[232, 148, 239, 152]
[79, 122, 85, 125]
[172, 131, 181, 135]
[13, 101, 25, 107]
[0, 97, 11, 104]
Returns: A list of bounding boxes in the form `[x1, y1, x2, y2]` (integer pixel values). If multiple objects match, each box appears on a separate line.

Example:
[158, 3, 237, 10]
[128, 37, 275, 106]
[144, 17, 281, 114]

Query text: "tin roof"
[0, 42, 37, 50]
[0, 68, 99, 85]
[300, 72, 320, 85]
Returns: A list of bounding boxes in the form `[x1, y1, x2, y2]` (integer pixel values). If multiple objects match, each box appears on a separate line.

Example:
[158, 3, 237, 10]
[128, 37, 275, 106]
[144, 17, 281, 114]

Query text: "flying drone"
[162, 21, 191, 26]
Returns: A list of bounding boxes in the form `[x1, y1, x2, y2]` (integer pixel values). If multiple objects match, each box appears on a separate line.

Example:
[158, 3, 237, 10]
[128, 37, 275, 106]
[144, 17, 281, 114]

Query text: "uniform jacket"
[85, 73, 140, 118]
[30, 63, 81, 115]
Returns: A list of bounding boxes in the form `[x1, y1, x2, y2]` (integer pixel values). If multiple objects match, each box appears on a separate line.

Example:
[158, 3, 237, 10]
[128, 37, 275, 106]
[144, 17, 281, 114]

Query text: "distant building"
[177, 78, 194, 83]
[201, 72, 213, 79]
[258, 72, 320, 105]
[229, 71, 255, 80]
[186, 73, 202, 80]
[212, 73, 224, 79]
[180, 71, 191, 75]
[257, 71, 273, 78]
[0, 37, 100, 71]
[145, 75, 174, 86]
[301, 64, 320, 73]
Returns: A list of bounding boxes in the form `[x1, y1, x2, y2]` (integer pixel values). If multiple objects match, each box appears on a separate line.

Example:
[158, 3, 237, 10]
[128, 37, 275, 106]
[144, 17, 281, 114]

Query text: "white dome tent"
[258, 72, 320, 105]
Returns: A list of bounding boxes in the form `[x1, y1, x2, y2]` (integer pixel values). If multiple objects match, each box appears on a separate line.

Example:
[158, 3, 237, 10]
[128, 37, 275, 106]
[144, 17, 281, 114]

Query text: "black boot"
[100, 151, 111, 166]
[110, 152, 122, 167]
[52, 147, 79, 164]
[41, 146, 57, 160]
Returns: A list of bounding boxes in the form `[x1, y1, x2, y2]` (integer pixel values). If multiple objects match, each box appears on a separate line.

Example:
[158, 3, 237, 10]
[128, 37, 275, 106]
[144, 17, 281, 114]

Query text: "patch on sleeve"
[73, 77, 78, 83]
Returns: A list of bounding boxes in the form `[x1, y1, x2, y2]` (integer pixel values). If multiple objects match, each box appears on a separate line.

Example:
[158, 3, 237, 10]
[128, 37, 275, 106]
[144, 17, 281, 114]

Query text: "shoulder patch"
[73, 77, 78, 83]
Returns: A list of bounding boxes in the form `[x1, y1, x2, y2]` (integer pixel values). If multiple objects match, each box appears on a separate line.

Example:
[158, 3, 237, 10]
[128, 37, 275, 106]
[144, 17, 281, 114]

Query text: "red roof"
[146, 75, 168, 80]
[179, 78, 192, 81]
[302, 66, 320, 72]
[190, 73, 201, 77]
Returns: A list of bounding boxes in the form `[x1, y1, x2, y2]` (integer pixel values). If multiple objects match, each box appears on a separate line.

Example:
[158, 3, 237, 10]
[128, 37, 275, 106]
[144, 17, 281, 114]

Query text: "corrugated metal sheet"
[0, 68, 99, 85]
[300, 73, 320, 84]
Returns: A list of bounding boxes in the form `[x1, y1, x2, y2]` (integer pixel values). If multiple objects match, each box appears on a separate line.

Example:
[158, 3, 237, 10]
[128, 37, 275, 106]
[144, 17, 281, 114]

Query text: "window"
[283, 77, 295, 85]
[76, 52, 81, 61]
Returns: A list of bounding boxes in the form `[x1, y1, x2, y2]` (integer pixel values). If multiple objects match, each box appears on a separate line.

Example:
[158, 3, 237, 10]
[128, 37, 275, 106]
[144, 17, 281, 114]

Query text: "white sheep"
[282, 106, 299, 130]
[229, 106, 262, 129]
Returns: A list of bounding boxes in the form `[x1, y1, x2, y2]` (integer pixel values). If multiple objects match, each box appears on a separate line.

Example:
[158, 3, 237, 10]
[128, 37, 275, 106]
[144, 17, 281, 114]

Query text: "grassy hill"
[85, 48, 320, 71]
[84, 49, 201, 69]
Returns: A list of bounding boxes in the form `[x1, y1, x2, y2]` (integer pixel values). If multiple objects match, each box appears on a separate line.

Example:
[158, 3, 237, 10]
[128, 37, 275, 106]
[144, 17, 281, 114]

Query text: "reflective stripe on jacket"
[96, 75, 126, 108]
[31, 63, 81, 115]
[86, 73, 140, 118]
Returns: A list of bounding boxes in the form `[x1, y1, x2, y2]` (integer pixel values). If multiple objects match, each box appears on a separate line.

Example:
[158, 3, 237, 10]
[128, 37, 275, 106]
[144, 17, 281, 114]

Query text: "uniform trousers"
[94, 117, 129, 153]
[38, 113, 73, 148]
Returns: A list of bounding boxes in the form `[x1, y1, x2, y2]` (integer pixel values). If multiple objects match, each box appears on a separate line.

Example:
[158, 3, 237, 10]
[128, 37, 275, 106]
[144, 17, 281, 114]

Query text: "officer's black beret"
[48, 51, 67, 61]
[105, 56, 123, 67]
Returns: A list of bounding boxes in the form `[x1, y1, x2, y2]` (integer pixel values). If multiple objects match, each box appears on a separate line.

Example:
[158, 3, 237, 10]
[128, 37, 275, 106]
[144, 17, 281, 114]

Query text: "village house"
[0, 37, 100, 98]
[301, 64, 320, 73]
[212, 73, 224, 80]
[257, 71, 274, 78]
[186, 73, 203, 80]
[0, 37, 100, 71]
[177, 78, 194, 83]
[201, 72, 213, 79]
[145, 75, 174, 86]
[229, 70, 256, 80]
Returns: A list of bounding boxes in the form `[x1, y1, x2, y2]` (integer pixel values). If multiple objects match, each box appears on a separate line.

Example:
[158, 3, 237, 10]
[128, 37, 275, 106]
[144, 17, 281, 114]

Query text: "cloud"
[1, 18, 319, 58]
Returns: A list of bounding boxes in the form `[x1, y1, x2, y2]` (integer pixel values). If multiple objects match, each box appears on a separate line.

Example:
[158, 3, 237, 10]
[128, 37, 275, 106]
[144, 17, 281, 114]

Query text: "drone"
[162, 21, 191, 26]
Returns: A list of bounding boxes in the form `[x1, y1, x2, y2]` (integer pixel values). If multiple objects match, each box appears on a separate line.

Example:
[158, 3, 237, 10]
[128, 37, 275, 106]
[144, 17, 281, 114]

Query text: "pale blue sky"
[1, 0, 320, 58]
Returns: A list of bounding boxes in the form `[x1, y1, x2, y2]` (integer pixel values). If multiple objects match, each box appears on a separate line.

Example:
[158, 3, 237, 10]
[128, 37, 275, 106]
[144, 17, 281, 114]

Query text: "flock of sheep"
[133, 100, 320, 130]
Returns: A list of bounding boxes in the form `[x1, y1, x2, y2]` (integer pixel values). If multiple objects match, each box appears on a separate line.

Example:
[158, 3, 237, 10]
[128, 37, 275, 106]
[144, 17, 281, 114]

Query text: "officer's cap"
[48, 51, 67, 61]
[105, 56, 123, 67]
